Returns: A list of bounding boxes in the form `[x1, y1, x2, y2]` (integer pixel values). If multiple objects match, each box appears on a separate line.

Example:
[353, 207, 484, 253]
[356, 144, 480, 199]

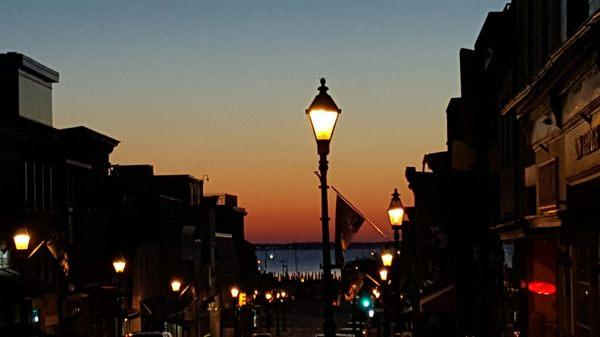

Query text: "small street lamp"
[379, 268, 390, 337]
[171, 279, 182, 292]
[13, 228, 30, 251]
[379, 268, 389, 282]
[231, 286, 240, 337]
[231, 286, 240, 299]
[112, 255, 126, 337]
[388, 189, 405, 254]
[381, 252, 393, 267]
[112, 255, 126, 274]
[306, 77, 341, 337]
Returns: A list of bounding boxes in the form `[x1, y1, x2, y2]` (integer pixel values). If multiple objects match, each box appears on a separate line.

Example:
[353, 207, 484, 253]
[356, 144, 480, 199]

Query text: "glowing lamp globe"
[306, 78, 341, 154]
[230, 286, 240, 298]
[379, 268, 388, 282]
[387, 189, 405, 227]
[265, 292, 273, 301]
[381, 252, 393, 267]
[171, 279, 182, 292]
[13, 228, 31, 251]
[112, 255, 126, 274]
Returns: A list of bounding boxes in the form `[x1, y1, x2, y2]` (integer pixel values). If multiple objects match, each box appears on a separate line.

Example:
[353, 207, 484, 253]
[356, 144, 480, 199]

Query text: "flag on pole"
[335, 194, 365, 267]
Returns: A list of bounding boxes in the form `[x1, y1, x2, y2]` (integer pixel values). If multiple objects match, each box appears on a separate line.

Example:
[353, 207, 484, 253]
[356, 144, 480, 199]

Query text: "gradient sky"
[1, 0, 508, 243]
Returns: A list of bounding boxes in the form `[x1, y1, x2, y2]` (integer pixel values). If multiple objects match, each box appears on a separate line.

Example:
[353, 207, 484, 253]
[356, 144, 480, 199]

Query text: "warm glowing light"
[280, 290, 287, 298]
[230, 286, 240, 298]
[388, 188, 404, 227]
[379, 268, 388, 281]
[13, 228, 30, 251]
[308, 109, 339, 141]
[113, 255, 126, 274]
[527, 281, 556, 295]
[171, 279, 182, 292]
[306, 78, 341, 144]
[265, 292, 273, 301]
[372, 289, 381, 299]
[381, 252, 393, 267]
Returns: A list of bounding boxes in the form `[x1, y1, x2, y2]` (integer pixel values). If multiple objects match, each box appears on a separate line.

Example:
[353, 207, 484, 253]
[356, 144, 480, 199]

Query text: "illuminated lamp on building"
[527, 281, 556, 295]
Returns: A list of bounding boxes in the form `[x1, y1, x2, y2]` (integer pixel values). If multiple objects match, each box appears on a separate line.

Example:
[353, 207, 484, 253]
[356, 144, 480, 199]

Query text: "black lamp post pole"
[319, 146, 336, 337]
[307, 78, 340, 337]
[116, 275, 122, 337]
[393, 228, 400, 255]
[233, 299, 239, 337]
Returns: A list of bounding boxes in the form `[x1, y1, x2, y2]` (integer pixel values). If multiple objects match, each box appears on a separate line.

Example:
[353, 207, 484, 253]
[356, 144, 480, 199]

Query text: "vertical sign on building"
[538, 159, 558, 210]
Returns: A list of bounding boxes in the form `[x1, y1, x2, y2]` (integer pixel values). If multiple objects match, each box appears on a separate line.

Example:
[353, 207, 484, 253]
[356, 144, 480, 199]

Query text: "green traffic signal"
[360, 296, 371, 308]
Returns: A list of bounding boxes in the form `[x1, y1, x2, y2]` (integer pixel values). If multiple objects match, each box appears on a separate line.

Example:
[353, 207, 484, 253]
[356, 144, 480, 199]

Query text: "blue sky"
[1, 0, 509, 242]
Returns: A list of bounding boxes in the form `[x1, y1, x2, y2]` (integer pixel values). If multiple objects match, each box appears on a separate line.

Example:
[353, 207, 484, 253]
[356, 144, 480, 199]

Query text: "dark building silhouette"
[0, 53, 257, 337]
[0, 52, 119, 336]
[400, 2, 600, 337]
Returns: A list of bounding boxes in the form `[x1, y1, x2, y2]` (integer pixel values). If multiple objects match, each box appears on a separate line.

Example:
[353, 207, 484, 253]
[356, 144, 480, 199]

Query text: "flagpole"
[314, 171, 392, 242]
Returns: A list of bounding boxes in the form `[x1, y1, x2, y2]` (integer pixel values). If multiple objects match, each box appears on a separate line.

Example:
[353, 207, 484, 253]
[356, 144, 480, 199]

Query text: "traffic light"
[359, 295, 372, 309]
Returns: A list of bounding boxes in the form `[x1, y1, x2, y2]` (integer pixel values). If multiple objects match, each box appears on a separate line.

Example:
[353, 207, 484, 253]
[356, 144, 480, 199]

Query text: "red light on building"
[527, 281, 556, 295]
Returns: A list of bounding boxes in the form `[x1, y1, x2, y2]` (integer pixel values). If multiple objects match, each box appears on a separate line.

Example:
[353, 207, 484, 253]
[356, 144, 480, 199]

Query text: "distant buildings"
[0, 52, 257, 337]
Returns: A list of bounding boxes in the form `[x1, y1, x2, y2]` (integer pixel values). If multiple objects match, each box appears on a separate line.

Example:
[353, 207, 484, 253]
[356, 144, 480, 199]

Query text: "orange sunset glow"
[4, 0, 509, 243]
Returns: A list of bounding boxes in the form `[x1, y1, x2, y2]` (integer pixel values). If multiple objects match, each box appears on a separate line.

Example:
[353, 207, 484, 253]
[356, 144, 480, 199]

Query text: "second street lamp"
[387, 189, 405, 255]
[306, 77, 341, 337]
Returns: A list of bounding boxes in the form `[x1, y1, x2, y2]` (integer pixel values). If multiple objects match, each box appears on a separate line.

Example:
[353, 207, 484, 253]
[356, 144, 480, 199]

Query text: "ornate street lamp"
[13, 228, 30, 251]
[306, 77, 341, 337]
[171, 279, 182, 292]
[387, 189, 405, 254]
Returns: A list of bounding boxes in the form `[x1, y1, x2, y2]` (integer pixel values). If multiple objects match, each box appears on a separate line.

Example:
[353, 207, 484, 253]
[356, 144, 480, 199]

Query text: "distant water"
[255, 245, 382, 275]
